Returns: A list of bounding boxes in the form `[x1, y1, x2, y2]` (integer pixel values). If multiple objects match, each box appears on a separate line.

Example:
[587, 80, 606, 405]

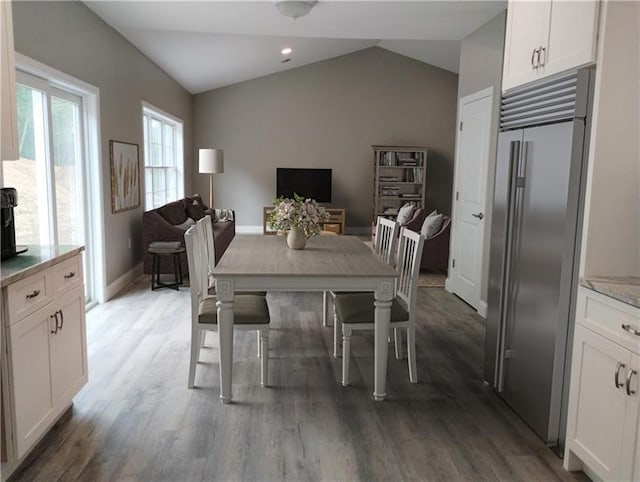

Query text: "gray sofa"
[142, 194, 235, 276]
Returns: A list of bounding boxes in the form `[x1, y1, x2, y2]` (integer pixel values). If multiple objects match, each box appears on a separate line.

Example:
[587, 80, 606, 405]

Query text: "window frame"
[141, 101, 184, 209]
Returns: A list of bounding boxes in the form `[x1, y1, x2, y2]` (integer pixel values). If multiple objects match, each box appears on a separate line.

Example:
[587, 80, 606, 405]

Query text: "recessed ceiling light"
[281, 47, 293, 55]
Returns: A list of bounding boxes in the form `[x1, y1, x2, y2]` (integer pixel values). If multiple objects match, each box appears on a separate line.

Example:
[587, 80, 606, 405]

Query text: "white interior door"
[447, 88, 493, 311]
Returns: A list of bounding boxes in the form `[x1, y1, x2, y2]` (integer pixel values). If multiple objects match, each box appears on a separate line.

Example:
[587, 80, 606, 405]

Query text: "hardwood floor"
[10, 278, 587, 481]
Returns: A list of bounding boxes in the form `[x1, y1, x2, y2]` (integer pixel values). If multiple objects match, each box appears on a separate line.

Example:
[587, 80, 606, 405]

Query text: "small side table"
[148, 245, 185, 291]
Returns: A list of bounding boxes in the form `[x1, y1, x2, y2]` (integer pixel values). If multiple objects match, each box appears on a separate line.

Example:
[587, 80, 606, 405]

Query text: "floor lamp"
[198, 148, 224, 209]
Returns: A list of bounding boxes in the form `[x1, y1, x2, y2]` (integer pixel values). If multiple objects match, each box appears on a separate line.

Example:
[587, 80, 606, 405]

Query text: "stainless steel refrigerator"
[484, 69, 594, 448]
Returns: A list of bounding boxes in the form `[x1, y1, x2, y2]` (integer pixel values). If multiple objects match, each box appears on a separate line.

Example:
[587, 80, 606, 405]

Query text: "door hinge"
[504, 349, 514, 359]
[452, 259, 456, 268]
[456, 191, 459, 201]
[516, 177, 526, 188]
[459, 121, 463, 131]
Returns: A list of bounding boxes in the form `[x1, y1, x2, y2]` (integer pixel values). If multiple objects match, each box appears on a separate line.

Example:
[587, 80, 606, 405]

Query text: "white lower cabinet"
[565, 287, 640, 481]
[1, 252, 87, 476]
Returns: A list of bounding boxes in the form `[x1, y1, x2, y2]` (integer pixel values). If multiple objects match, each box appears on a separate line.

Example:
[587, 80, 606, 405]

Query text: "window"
[142, 103, 184, 209]
[2, 70, 95, 302]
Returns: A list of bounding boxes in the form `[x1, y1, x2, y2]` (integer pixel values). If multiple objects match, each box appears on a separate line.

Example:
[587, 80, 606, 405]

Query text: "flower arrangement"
[268, 193, 330, 238]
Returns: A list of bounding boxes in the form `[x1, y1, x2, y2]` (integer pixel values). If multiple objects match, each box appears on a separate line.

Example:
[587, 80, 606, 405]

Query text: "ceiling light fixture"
[281, 47, 293, 55]
[275, 1, 317, 20]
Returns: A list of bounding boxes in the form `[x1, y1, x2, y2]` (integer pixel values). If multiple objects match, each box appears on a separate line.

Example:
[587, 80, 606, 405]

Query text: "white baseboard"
[444, 277, 454, 293]
[236, 226, 263, 234]
[478, 300, 488, 319]
[106, 262, 143, 301]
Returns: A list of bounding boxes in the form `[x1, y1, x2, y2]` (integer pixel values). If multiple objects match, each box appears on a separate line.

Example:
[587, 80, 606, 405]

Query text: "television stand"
[263, 207, 345, 235]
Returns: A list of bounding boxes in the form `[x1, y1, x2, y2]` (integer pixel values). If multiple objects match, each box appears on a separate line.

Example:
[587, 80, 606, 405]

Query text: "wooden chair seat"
[334, 294, 409, 324]
[198, 295, 270, 325]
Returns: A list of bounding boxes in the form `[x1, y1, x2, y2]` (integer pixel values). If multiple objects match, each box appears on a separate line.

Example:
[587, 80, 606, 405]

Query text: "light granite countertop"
[1, 245, 84, 288]
[580, 276, 640, 309]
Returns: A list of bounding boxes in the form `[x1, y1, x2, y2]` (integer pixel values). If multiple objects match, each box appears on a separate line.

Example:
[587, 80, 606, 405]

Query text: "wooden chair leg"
[407, 325, 418, 383]
[256, 331, 261, 358]
[342, 325, 352, 386]
[188, 327, 200, 388]
[394, 327, 403, 360]
[333, 306, 341, 358]
[322, 291, 331, 327]
[260, 329, 269, 387]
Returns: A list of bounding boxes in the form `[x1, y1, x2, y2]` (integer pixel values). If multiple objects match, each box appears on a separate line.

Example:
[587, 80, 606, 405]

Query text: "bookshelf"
[372, 145, 428, 220]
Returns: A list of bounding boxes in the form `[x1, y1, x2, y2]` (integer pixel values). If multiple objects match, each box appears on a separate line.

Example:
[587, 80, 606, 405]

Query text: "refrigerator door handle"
[497, 139, 522, 392]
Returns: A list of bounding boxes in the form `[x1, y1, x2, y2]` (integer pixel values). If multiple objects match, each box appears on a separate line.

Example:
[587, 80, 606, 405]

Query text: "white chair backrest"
[185, 225, 208, 306]
[197, 215, 216, 275]
[395, 228, 425, 314]
[374, 217, 399, 264]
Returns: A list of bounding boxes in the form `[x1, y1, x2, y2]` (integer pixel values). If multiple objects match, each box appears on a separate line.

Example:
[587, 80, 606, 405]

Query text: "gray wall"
[192, 47, 458, 230]
[12, 1, 192, 287]
[455, 12, 505, 304]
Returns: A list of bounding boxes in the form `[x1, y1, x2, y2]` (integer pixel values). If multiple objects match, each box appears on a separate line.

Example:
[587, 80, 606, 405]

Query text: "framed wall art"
[110, 140, 140, 213]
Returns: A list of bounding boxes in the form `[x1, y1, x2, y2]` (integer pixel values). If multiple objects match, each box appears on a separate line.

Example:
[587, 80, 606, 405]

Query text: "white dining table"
[212, 234, 399, 403]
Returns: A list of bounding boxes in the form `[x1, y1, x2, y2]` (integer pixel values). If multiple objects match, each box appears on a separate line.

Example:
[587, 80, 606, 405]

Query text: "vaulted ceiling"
[85, 1, 506, 94]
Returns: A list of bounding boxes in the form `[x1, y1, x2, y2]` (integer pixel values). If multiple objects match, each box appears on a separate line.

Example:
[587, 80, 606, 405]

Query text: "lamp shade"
[198, 148, 224, 174]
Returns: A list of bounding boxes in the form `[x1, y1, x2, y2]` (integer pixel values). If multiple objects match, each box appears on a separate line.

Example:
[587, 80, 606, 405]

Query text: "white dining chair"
[184, 225, 271, 388]
[323, 217, 398, 325]
[333, 227, 425, 386]
[196, 215, 268, 353]
[326, 217, 400, 357]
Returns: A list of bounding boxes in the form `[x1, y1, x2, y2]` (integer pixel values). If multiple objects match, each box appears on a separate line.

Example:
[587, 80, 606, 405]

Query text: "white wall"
[580, 0, 640, 277]
[192, 47, 459, 231]
[452, 12, 506, 306]
[12, 1, 193, 287]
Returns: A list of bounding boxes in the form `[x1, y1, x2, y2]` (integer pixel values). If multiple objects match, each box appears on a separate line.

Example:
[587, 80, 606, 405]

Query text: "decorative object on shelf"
[275, 0, 317, 19]
[110, 140, 140, 213]
[198, 148, 224, 209]
[267, 194, 330, 249]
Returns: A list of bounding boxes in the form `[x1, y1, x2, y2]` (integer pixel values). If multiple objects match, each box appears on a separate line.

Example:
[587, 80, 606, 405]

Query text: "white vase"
[287, 226, 307, 250]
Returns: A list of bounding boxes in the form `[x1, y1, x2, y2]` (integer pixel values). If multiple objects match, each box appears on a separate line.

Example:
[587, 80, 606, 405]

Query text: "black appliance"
[1, 187, 18, 260]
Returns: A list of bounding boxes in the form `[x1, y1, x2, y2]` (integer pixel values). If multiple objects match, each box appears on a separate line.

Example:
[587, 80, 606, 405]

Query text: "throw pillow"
[174, 217, 196, 230]
[187, 200, 206, 220]
[213, 208, 235, 222]
[396, 203, 415, 225]
[421, 213, 444, 238]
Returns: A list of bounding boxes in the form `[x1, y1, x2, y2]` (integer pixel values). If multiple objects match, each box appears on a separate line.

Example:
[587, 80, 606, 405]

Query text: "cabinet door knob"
[626, 369, 637, 396]
[63, 272, 76, 279]
[615, 362, 626, 388]
[472, 212, 484, 220]
[26, 289, 41, 299]
[539, 46, 546, 67]
[622, 324, 640, 336]
[531, 47, 538, 68]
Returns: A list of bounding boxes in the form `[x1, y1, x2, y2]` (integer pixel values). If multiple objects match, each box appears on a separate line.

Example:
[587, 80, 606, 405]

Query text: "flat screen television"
[276, 168, 332, 203]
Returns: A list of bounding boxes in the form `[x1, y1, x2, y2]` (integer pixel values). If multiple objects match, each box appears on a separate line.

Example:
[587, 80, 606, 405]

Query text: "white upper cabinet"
[0, 0, 18, 162]
[502, 1, 550, 90]
[502, 0, 599, 92]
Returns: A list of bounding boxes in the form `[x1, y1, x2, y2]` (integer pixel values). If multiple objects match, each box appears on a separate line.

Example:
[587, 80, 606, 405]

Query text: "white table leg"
[216, 279, 235, 403]
[374, 281, 394, 401]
